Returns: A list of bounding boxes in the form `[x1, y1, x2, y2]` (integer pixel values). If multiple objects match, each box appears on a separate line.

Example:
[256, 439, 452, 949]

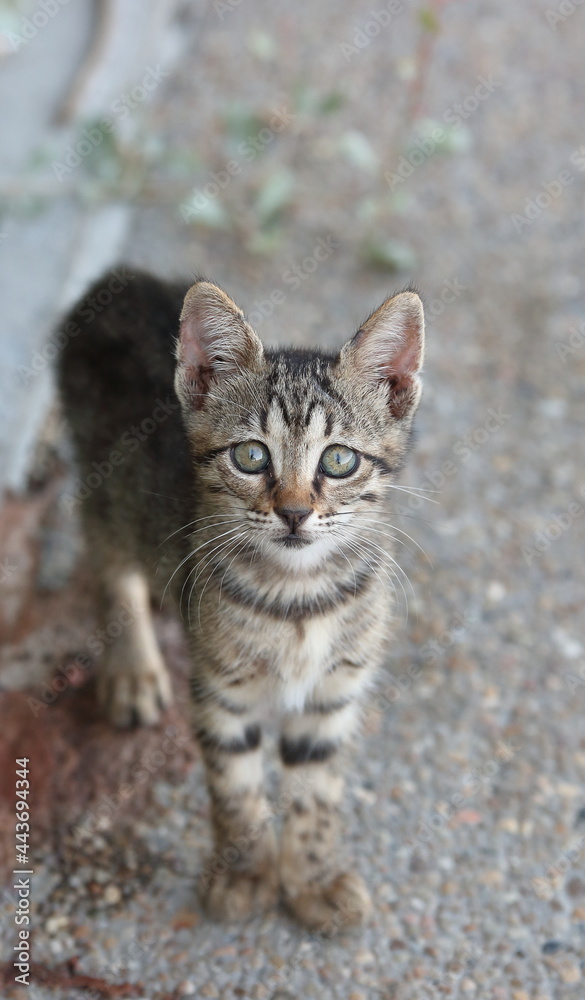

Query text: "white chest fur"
[268, 615, 336, 713]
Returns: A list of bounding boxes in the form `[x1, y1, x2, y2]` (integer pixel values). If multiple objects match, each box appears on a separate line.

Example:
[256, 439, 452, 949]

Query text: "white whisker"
[166, 524, 243, 614]
[382, 483, 440, 503]
[193, 531, 249, 627]
[359, 517, 433, 568]
[156, 509, 248, 549]
[217, 532, 253, 608]
[340, 532, 399, 611]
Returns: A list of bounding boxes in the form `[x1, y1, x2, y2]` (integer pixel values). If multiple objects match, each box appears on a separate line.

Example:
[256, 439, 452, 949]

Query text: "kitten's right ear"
[175, 281, 263, 410]
[339, 291, 425, 421]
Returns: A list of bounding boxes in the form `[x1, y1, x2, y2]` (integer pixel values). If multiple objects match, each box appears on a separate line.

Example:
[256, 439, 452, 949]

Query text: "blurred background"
[1, 0, 584, 997]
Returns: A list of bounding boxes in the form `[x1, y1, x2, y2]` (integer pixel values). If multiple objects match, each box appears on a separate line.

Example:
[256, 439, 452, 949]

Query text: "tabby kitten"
[58, 270, 425, 932]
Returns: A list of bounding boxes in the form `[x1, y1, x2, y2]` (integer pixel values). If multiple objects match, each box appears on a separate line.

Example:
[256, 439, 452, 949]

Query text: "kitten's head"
[175, 281, 424, 570]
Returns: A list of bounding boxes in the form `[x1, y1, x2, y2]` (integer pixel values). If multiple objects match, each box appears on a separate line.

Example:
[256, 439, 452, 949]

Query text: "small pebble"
[103, 884, 121, 905]
[559, 962, 581, 983]
[566, 876, 585, 896]
[541, 940, 562, 954]
[498, 816, 519, 834]
[486, 580, 506, 602]
[45, 914, 68, 935]
[177, 982, 196, 997]
[353, 949, 375, 965]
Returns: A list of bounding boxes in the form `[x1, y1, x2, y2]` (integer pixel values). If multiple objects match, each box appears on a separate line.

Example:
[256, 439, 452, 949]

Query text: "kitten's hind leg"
[95, 568, 172, 727]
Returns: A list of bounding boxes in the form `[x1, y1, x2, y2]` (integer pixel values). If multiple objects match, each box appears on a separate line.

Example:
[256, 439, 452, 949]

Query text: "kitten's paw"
[282, 871, 372, 934]
[98, 658, 172, 728]
[200, 867, 279, 921]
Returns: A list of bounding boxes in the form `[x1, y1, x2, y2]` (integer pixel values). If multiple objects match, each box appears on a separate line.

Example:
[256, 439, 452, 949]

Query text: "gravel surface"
[1, 0, 585, 997]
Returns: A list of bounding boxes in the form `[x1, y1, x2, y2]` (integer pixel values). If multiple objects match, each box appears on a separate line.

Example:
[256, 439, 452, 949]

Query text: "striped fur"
[58, 271, 424, 931]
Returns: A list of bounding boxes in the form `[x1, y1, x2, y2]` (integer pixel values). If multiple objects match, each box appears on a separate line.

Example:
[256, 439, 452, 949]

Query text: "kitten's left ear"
[339, 291, 425, 420]
[175, 281, 263, 410]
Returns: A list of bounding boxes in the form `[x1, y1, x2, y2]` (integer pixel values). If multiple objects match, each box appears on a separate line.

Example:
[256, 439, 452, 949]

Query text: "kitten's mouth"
[279, 534, 311, 547]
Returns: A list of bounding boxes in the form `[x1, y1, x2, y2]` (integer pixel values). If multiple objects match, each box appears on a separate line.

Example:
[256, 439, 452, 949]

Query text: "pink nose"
[275, 508, 312, 534]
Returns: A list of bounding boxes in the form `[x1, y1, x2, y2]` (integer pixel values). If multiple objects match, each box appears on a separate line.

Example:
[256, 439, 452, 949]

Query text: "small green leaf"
[356, 196, 379, 222]
[410, 118, 472, 158]
[254, 169, 295, 224]
[246, 227, 285, 254]
[387, 191, 414, 214]
[291, 85, 344, 117]
[292, 82, 317, 115]
[164, 149, 205, 176]
[362, 238, 417, 273]
[246, 30, 278, 61]
[180, 192, 230, 229]
[223, 102, 264, 143]
[419, 8, 440, 33]
[339, 130, 378, 173]
[318, 91, 345, 115]
[438, 123, 472, 154]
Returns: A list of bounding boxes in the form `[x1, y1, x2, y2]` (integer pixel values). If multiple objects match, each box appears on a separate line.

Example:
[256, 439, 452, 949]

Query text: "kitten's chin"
[269, 534, 332, 572]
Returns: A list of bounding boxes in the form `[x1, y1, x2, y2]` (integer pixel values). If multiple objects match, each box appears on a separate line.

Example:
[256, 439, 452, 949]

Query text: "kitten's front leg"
[192, 679, 278, 920]
[96, 569, 172, 727]
[278, 664, 373, 933]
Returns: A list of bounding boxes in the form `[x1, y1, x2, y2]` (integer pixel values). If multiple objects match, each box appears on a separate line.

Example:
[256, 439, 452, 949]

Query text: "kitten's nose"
[275, 507, 312, 535]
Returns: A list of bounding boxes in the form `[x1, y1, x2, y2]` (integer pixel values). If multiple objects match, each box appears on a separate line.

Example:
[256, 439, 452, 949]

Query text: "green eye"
[320, 444, 358, 478]
[232, 440, 270, 473]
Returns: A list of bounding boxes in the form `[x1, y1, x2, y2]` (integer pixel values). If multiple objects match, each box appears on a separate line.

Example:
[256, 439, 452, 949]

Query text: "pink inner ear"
[179, 315, 208, 371]
[176, 307, 218, 406]
[382, 329, 422, 383]
[179, 293, 218, 369]
[385, 333, 421, 419]
[350, 292, 424, 420]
